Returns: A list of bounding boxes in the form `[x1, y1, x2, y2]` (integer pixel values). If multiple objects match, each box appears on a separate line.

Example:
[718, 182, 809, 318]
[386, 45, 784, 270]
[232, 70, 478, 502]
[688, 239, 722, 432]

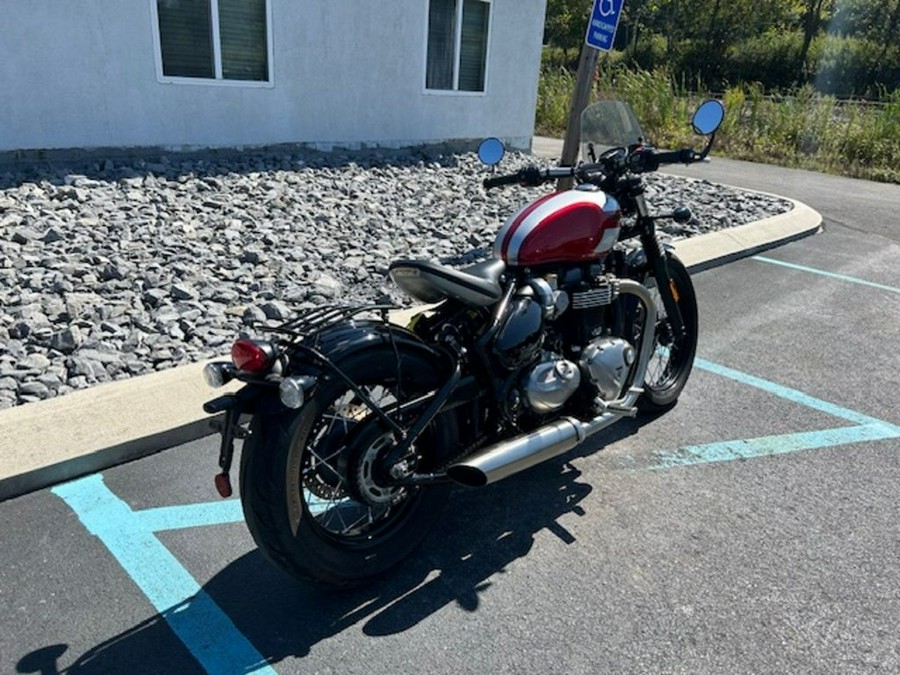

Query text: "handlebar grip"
[654, 149, 698, 165]
[483, 173, 523, 189]
[483, 165, 560, 189]
[544, 166, 576, 179]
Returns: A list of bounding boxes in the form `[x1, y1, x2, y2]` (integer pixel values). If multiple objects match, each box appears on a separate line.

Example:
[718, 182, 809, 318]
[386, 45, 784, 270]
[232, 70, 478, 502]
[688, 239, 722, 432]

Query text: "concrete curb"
[0, 193, 821, 503]
[673, 196, 821, 272]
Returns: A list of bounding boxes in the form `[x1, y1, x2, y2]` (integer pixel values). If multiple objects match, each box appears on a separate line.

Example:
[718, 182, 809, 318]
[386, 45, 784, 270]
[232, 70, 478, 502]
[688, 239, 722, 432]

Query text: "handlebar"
[483, 165, 573, 189]
[652, 148, 700, 166]
[483, 145, 704, 191]
[482, 173, 525, 189]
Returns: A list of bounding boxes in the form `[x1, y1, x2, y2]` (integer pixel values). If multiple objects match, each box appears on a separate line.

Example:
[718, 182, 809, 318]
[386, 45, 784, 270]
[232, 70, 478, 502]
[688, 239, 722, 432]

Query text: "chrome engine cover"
[580, 337, 636, 401]
[522, 356, 581, 413]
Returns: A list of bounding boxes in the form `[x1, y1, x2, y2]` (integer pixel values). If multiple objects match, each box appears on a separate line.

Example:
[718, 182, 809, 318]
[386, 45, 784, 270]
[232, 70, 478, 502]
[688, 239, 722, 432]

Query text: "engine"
[579, 337, 635, 400]
[521, 355, 581, 413]
[491, 270, 637, 417]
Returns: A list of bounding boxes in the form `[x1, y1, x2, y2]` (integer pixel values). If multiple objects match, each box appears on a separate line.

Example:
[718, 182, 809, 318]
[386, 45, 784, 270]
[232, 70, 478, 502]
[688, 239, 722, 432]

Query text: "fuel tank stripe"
[504, 190, 608, 266]
[495, 191, 560, 261]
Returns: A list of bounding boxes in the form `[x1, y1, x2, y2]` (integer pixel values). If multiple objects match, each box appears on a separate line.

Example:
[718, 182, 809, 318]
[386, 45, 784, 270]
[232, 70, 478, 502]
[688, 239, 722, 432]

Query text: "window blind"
[459, 0, 488, 91]
[426, 0, 456, 90]
[157, 0, 214, 78]
[219, 0, 268, 81]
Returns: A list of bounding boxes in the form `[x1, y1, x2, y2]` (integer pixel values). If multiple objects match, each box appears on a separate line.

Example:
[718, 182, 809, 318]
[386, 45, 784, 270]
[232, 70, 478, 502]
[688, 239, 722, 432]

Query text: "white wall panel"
[0, 1, 546, 153]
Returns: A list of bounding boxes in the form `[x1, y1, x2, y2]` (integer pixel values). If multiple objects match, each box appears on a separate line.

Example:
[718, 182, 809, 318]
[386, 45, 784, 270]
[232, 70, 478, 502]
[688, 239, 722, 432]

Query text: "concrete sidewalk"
[0, 143, 822, 501]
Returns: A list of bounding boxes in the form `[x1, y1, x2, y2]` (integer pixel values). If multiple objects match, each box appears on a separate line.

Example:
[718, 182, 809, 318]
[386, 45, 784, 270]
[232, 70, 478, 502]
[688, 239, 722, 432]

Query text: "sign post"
[557, 0, 625, 189]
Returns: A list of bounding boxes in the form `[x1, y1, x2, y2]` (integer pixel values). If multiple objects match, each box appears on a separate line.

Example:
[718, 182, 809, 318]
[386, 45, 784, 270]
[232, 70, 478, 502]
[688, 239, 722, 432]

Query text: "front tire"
[631, 254, 699, 412]
[239, 348, 458, 587]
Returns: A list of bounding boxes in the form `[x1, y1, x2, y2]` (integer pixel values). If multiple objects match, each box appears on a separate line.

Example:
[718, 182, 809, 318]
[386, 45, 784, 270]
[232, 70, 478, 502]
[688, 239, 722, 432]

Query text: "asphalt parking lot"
[4, 199, 899, 674]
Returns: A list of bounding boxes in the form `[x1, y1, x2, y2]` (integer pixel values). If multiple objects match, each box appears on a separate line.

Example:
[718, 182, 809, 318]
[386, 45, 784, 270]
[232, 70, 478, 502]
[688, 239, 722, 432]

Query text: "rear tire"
[630, 254, 698, 412]
[239, 347, 457, 588]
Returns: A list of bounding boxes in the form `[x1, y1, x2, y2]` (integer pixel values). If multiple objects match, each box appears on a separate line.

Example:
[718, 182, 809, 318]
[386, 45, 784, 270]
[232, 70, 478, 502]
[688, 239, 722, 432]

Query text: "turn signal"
[231, 339, 275, 373]
[203, 362, 234, 388]
[279, 375, 316, 409]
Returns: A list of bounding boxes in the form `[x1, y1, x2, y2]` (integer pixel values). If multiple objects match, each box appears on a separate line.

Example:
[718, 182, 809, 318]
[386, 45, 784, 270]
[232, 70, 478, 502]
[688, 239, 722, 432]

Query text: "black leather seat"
[388, 258, 506, 307]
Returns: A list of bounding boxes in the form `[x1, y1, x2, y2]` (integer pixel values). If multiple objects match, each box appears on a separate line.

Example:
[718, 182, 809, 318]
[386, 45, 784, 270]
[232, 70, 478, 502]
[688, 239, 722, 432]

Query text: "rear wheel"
[631, 254, 698, 412]
[239, 348, 457, 587]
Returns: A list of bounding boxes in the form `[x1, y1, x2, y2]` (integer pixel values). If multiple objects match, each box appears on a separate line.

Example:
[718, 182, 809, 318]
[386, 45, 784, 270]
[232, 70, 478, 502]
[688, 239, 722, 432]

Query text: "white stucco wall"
[0, 1, 546, 153]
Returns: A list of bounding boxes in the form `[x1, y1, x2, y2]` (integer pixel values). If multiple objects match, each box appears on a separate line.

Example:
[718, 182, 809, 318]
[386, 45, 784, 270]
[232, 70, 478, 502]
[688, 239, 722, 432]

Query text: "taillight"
[231, 339, 275, 373]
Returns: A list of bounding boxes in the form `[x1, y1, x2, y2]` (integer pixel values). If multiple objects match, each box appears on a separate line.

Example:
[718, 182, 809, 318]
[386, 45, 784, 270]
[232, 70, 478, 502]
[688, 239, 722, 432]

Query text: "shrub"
[725, 31, 804, 91]
[533, 64, 899, 183]
[809, 36, 884, 97]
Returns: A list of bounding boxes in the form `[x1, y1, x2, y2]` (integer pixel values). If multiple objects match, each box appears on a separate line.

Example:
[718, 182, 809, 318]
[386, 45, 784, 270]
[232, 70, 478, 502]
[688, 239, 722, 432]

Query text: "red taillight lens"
[231, 339, 274, 373]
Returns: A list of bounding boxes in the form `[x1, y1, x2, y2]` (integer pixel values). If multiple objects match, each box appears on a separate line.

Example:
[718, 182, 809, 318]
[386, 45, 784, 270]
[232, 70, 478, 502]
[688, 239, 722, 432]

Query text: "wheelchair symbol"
[598, 0, 615, 17]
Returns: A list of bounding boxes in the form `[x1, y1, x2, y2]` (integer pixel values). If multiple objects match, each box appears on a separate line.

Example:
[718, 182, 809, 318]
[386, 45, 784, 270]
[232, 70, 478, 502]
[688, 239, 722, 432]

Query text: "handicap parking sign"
[585, 0, 624, 52]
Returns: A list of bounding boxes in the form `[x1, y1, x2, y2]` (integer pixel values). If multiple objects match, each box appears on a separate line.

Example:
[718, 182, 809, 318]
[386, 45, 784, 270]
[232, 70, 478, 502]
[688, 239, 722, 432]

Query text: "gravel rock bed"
[0, 149, 792, 408]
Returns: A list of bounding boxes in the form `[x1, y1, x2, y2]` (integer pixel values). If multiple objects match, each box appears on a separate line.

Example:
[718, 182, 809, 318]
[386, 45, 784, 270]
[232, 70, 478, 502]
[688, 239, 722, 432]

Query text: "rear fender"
[205, 321, 448, 414]
[234, 321, 454, 419]
[306, 320, 449, 374]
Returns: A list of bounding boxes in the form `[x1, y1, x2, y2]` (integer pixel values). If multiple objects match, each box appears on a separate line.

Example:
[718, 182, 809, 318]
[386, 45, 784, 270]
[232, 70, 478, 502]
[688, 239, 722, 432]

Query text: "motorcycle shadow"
[17, 416, 653, 674]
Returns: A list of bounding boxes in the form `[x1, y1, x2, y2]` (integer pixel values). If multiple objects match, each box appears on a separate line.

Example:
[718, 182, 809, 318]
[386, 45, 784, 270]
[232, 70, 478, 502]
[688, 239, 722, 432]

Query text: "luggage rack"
[266, 304, 399, 339]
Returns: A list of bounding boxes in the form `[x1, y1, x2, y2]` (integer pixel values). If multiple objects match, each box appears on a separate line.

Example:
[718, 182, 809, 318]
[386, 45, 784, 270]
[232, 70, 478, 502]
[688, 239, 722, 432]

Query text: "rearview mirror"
[477, 137, 505, 166]
[691, 100, 725, 136]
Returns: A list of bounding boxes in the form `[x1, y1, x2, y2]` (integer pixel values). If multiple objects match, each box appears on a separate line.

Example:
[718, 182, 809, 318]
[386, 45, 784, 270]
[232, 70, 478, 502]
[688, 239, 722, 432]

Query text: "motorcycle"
[202, 99, 726, 587]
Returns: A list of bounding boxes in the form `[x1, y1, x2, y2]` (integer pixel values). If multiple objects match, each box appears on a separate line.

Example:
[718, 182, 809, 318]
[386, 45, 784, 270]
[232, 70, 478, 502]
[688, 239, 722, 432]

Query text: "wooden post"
[556, 42, 599, 191]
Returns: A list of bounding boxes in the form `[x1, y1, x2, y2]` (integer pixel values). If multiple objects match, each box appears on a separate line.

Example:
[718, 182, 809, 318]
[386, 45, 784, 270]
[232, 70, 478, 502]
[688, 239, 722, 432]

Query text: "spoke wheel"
[240, 347, 457, 587]
[630, 254, 698, 412]
[301, 384, 413, 543]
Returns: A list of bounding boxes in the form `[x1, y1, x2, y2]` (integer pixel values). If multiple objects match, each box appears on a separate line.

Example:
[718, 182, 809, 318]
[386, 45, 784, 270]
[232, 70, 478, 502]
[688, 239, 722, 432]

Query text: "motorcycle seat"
[389, 258, 506, 307]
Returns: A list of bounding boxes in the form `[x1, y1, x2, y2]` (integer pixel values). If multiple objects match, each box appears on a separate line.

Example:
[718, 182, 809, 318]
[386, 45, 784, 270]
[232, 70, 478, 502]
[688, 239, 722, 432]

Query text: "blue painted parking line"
[655, 422, 900, 468]
[753, 256, 900, 294]
[134, 499, 244, 532]
[52, 476, 274, 675]
[692, 357, 897, 428]
[50, 355, 900, 673]
[653, 357, 900, 468]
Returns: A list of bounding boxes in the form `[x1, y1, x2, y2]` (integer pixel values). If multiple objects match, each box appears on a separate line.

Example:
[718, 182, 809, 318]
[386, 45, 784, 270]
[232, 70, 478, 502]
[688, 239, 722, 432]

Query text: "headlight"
[279, 376, 316, 409]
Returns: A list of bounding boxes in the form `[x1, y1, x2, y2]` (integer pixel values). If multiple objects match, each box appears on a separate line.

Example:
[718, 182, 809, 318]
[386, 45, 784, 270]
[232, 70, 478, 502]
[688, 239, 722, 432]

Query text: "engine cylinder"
[493, 297, 544, 370]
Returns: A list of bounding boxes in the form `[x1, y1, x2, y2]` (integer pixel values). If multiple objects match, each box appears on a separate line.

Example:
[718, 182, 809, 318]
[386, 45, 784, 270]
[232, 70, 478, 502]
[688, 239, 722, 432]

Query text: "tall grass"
[535, 67, 576, 136]
[535, 65, 900, 183]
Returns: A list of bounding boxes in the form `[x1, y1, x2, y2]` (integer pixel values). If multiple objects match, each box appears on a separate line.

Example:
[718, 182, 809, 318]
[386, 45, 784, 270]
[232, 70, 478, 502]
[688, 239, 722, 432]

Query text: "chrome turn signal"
[203, 362, 234, 389]
[279, 376, 316, 409]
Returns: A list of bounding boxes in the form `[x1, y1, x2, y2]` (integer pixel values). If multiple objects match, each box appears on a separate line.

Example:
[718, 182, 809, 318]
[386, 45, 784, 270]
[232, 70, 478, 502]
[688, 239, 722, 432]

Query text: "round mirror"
[691, 100, 725, 136]
[477, 137, 505, 166]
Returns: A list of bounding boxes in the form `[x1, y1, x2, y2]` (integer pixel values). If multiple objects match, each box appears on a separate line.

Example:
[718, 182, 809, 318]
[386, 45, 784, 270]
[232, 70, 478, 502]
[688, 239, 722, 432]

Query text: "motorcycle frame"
[207, 166, 686, 492]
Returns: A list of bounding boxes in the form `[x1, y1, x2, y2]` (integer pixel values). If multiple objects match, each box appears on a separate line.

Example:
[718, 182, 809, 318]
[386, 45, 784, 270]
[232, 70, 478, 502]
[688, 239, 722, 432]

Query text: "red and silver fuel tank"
[493, 186, 622, 267]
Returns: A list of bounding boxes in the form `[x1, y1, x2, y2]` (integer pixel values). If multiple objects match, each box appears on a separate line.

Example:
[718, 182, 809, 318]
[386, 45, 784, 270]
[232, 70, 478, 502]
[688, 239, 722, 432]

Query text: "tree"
[797, 0, 835, 81]
[544, 0, 592, 62]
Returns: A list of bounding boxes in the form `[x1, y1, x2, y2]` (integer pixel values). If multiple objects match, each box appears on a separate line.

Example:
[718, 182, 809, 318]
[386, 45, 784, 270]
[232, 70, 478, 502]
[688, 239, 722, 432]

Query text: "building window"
[426, 0, 490, 92]
[154, 0, 271, 83]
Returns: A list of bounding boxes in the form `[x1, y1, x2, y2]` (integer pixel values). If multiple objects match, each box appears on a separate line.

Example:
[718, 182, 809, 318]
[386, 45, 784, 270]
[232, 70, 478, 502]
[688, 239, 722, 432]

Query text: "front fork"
[633, 192, 686, 340]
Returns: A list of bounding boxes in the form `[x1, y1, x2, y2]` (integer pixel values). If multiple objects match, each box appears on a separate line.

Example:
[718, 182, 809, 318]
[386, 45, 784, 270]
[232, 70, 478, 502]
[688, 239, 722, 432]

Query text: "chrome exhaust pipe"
[446, 280, 656, 488]
[446, 418, 584, 488]
[446, 414, 620, 487]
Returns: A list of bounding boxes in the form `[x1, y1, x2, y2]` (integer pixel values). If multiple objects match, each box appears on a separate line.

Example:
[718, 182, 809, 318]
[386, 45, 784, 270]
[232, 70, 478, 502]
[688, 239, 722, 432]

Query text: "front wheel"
[630, 254, 699, 412]
[239, 348, 458, 587]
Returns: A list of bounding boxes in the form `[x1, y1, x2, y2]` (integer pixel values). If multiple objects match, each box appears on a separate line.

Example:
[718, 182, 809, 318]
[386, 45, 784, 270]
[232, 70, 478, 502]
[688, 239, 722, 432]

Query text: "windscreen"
[580, 100, 645, 159]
